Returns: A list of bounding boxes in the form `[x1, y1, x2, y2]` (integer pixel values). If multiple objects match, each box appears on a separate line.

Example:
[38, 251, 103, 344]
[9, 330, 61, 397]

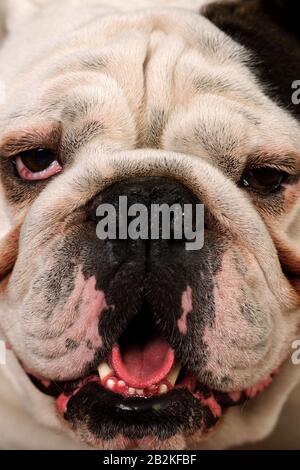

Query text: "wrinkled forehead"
[0, 8, 300, 165]
[0, 10, 247, 108]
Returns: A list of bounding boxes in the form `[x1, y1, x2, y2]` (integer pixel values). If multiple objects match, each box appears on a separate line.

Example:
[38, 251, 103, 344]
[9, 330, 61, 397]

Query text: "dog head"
[0, 0, 300, 450]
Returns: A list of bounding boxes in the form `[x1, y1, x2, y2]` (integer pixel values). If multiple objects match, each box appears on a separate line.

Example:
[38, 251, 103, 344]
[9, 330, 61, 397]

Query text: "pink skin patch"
[193, 392, 222, 418]
[25, 267, 113, 379]
[228, 391, 242, 402]
[56, 375, 99, 414]
[245, 375, 273, 398]
[69, 270, 108, 348]
[177, 286, 193, 335]
[56, 393, 69, 415]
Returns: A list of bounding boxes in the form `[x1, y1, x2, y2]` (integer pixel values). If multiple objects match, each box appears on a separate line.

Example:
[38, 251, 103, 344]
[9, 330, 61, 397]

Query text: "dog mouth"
[25, 308, 277, 444]
[100, 308, 179, 397]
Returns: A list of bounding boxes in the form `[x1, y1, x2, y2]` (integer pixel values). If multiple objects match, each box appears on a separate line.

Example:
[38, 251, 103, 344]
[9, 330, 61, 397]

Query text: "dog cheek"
[265, 187, 300, 302]
[200, 251, 273, 388]
[60, 269, 108, 349]
[20, 267, 111, 379]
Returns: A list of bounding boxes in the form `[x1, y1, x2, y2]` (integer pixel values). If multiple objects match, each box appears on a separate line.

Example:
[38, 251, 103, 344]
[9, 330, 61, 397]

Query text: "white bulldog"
[0, 0, 299, 450]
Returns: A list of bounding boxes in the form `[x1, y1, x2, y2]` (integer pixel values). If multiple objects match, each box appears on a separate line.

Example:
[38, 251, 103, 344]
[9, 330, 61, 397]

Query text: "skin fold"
[0, 0, 299, 450]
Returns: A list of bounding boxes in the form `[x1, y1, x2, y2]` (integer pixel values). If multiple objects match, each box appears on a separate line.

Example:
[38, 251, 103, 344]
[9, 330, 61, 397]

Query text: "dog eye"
[240, 167, 290, 194]
[14, 149, 62, 181]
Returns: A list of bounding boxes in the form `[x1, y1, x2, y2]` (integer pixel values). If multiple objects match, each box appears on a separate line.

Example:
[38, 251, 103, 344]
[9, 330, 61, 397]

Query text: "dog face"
[0, 0, 300, 450]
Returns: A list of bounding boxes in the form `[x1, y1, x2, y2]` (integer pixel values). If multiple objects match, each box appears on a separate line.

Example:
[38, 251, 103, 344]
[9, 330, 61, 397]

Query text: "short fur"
[0, 0, 299, 450]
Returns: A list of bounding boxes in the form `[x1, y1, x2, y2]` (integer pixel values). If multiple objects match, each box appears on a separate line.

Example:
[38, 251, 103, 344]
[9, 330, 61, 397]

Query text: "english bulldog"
[0, 0, 300, 450]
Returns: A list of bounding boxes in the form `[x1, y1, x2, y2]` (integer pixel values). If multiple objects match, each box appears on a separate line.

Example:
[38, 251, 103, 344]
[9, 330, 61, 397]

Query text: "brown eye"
[19, 148, 57, 172]
[240, 167, 290, 194]
[14, 149, 62, 181]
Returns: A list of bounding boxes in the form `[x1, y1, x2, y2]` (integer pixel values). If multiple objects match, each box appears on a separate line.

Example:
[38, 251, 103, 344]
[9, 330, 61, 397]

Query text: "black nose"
[88, 177, 199, 241]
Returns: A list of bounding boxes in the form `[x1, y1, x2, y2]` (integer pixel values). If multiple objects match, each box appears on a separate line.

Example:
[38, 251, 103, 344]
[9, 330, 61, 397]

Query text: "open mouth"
[27, 310, 276, 442]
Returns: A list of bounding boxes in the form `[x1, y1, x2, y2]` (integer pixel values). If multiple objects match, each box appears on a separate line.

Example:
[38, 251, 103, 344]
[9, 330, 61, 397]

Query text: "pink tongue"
[111, 337, 174, 389]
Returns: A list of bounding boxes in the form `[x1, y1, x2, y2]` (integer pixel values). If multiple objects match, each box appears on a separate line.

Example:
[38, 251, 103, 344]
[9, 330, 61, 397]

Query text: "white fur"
[0, 0, 299, 450]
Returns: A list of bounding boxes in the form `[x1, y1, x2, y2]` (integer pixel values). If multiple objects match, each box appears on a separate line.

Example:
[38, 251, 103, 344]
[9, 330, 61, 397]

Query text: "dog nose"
[88, 177, 199, 242]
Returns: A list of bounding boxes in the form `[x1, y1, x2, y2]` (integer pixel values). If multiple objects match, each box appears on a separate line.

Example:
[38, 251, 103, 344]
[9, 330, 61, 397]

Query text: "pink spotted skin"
[64, 270, 106, 349]
[17, 267, 114, 381]
[193, 392, 222, 418]
[177, 286, 193, 335]
[245, 375, 273, 398]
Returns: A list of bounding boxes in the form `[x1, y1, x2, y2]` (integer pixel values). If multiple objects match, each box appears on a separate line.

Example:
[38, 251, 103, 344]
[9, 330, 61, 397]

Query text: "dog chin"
[25, 356, 277, 449]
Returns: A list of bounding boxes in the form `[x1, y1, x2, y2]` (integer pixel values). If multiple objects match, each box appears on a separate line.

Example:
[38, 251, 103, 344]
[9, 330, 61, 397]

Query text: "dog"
[0, 0, 300, 450]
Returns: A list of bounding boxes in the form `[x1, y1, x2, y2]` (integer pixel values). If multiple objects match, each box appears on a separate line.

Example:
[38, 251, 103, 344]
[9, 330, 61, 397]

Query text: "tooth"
[136, 389, 144, 395]
[98, 362, 113, 381]
[166, 363, 181, 386]
[107, 379, 115, 390]
[159, 384, 168, 394]
[128, 387, 136, 395]
[118, 380, 126, 387]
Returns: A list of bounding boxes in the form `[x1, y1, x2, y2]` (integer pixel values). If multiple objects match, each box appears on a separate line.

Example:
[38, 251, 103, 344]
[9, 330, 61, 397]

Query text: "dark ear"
[203, 0, 300, 118]
[261, 0, 300, 38]
[204, 0, 300, 37]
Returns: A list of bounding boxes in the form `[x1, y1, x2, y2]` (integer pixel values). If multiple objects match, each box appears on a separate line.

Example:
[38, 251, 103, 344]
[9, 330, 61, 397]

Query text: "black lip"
[64, 382, 219, 441]
[29, 373, 62, 397]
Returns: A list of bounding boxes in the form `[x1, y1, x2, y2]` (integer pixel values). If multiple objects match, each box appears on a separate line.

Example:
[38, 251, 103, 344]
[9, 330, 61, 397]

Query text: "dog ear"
[204, 0, 300, 36]
[203, 0, 300, 118]
[0, 224, 20, 284]
[261, 0, 300, 38]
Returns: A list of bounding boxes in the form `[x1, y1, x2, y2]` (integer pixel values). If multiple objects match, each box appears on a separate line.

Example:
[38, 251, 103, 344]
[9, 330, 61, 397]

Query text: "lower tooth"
[136, 389, 144, 395]
[159, 384, 168, 394]
[107, 379, 115, 390]
[128, 387, 136, 395]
